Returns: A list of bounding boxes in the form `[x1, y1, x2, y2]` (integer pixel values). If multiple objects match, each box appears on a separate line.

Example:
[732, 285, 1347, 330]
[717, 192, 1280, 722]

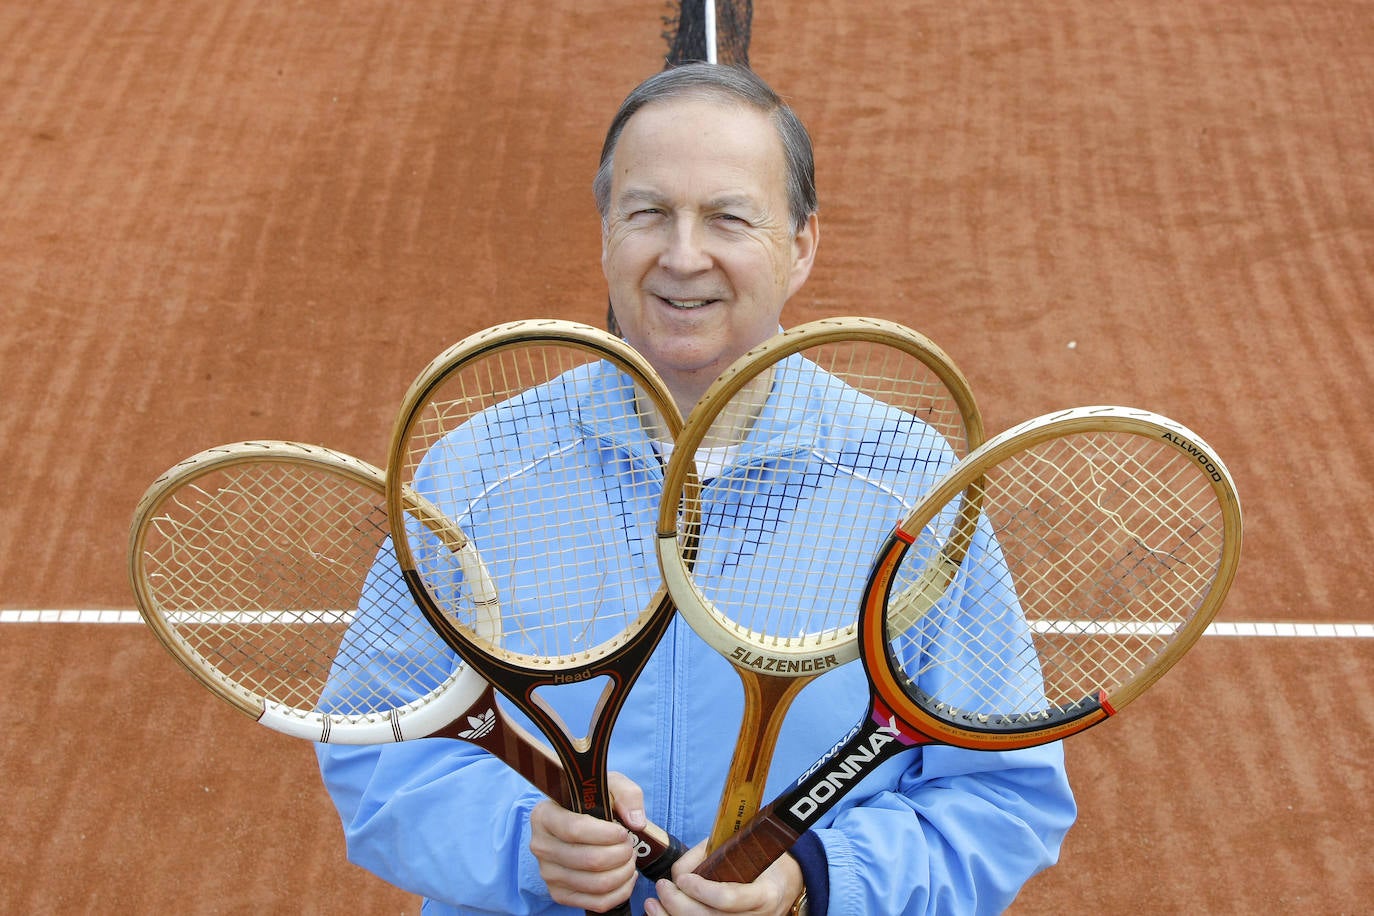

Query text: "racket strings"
[676, 343, 974, 648]
[400, 346, 665, 665]
[887, 430, 1228, 726]
[140, 463, 456, 720]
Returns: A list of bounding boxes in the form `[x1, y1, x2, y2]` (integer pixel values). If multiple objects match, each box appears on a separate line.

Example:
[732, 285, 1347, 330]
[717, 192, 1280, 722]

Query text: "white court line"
[1206, 621, 1374, 638]
[1, 610, 1372, 638]
[3, 609, 147, 624]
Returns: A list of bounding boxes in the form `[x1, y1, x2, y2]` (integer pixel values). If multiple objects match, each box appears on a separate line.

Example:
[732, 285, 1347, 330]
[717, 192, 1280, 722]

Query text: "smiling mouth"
[659, 295, 719, 310]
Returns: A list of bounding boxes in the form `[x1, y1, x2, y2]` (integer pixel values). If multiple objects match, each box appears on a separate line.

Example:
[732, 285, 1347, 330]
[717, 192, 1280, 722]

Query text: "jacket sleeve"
[313, 539, 566, 914]
[796, 510, 1078, 914]
[316, 738, 564, 914]
[805, 741, 1075, 915]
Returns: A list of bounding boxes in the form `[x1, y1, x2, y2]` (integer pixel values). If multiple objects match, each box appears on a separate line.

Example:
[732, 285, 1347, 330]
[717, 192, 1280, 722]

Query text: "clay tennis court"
[3, 1, 1371, 912]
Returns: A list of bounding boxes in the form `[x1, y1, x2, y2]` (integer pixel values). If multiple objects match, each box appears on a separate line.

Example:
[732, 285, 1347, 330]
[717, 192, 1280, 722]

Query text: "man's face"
[601, 96, 818, 410]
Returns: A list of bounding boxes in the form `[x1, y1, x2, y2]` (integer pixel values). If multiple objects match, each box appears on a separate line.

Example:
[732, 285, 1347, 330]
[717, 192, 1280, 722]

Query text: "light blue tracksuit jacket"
[316, 355, 1076, 915]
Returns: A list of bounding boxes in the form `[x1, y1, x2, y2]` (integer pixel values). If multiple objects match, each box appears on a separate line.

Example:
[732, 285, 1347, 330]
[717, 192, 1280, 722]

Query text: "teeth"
[665, 297, 713, 309]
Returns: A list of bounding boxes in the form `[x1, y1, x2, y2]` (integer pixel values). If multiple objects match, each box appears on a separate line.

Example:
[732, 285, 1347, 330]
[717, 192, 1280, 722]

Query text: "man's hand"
[644, 840, 804, 916]
[528, 772, 647, 912]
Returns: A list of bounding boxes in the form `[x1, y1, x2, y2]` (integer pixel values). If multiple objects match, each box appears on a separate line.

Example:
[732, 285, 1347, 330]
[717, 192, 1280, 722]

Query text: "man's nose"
[659, 216, 712, 274]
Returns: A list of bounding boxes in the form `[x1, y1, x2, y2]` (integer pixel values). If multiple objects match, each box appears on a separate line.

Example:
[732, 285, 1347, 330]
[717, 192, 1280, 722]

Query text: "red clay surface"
[2, 2, 1371, 912]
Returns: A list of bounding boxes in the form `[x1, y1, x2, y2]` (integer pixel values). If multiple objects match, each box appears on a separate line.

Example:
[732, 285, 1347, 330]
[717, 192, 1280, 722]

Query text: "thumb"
[607, 770, 647, 830]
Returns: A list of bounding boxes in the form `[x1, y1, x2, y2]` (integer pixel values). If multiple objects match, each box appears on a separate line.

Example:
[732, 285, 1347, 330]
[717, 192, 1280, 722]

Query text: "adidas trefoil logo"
[459, 708, 496, 740]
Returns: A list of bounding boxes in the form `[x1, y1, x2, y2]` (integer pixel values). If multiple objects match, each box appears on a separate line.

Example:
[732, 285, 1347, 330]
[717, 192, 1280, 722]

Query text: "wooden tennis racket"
[127, 440, 683, 878]
[697, 405, 1243, 882]
[386, 319, 689, 916]
[654, 317, 985, 851]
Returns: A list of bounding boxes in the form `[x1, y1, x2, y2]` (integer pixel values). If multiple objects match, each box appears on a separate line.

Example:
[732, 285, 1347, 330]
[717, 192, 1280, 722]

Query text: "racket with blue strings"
[654, 316, 986, 852]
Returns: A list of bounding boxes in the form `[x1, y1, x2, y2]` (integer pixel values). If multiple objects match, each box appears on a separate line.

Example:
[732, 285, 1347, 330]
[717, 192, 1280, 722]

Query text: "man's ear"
[787, 213, 820, 298]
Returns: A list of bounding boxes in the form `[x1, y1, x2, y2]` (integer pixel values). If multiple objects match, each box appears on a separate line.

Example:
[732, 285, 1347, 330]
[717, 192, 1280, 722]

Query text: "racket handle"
[635, 825, 688, 882]
[585, 824, 683, 916]
[695, 807, 799, 885]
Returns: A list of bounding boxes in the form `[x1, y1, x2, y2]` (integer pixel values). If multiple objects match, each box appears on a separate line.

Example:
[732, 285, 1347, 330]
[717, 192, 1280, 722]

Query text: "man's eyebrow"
[614, 188, 666, 208]
[614, 188, 763, 213]
[705, 194, 762, 213]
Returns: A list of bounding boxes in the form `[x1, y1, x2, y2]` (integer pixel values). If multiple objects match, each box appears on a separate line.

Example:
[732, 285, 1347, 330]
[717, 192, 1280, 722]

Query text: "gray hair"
[593, 64, 817, 232]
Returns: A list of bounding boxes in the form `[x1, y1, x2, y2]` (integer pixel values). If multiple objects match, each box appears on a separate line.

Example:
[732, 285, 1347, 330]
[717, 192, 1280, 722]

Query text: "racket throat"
[707, 671, 813, 851]
[529, 675, 619, 752]
[523, 676, 627, 822]
[777, 698, 920, 832]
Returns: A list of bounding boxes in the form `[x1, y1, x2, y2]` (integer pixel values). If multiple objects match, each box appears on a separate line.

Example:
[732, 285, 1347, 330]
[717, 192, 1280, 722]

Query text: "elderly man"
[317, 64, 1075, 916]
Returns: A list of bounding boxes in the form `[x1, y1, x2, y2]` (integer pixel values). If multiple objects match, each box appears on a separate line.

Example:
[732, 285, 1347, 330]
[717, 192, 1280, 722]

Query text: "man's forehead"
[615, 99, 782, 177]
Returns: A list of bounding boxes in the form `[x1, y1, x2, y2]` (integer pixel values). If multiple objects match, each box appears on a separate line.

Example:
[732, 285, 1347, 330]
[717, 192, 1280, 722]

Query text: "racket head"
[862, 405, 1243, 749]
[128, 441, 487, 744]
[655, 316, 985, 674]
[386, 318, 685, 677]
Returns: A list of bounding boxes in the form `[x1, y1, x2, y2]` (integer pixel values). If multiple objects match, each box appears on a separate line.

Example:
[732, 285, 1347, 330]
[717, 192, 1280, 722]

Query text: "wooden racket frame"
[385, 319, 688, 893]
[129, 439, 685, 877]
[653, 316, 984, 850]
[863, 405, 1244, 748]
[697, 406, 1243, 883]
[128, 440, 469, 729]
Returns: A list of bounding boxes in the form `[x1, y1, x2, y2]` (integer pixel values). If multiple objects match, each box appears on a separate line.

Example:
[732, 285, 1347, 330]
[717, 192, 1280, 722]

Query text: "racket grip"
[695, 808, 799, 884]
[635, 825, 687, 882]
